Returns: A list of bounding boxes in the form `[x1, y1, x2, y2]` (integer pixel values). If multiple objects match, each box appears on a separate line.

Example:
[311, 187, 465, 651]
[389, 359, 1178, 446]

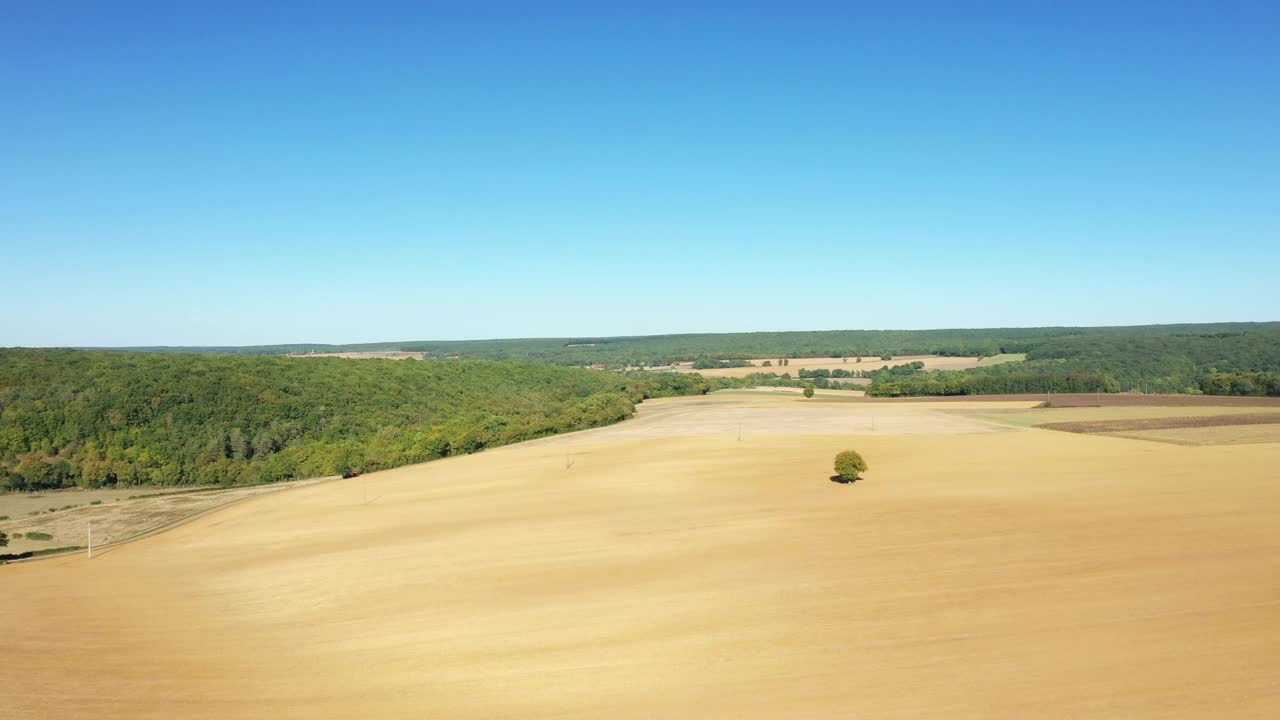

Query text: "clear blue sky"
[3, 1, 1278, 346]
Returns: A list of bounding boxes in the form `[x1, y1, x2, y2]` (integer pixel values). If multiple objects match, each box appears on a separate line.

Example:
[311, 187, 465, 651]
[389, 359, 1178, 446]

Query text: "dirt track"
[3, 395, 1278, 719]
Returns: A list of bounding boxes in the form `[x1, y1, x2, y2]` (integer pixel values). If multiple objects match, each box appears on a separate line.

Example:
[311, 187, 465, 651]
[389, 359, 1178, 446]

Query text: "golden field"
[3, 394, 1278, 719]
[676, 354, 1004, 378]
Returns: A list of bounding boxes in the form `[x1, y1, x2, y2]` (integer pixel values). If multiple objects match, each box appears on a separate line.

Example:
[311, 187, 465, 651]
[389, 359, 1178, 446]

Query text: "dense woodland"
[1020, 332, 1280, 392]
[838, 330, 1280, 397]
[0, 350, 707, 491]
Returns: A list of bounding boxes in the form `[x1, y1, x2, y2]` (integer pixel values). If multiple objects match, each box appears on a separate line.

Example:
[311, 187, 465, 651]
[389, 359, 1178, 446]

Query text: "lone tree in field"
[834, 450, 867, 482]
[0, 531, 7, 547]
[803, 384, 815, 398]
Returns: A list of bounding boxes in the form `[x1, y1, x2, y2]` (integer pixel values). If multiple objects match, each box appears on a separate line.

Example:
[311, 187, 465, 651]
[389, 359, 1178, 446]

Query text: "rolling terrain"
[4, 394, 1278, 719]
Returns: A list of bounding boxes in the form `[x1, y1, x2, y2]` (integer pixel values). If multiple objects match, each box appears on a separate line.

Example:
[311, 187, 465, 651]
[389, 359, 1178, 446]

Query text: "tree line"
[1199, 372, 1280, 397]
[864, 372, 1119, 397]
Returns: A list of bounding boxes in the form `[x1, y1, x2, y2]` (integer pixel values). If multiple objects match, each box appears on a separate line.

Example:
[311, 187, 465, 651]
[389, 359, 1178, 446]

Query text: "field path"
[3, 396, 1278, 719]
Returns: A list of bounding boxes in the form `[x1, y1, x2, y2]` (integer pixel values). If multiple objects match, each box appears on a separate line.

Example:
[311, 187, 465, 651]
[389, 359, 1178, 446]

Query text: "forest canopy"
[0, 350, 700, 491]
[853, 329, 1280, 397]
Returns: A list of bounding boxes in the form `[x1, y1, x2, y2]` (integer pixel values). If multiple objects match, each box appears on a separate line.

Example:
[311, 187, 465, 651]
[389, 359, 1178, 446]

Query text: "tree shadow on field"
[829, 475, 861, 485]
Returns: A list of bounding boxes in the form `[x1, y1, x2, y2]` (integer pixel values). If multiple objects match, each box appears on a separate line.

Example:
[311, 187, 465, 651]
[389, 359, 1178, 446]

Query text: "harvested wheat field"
[287, 351, 428, 360]
[672, 354, 1005, 378]
[4, 395, 1279, 719]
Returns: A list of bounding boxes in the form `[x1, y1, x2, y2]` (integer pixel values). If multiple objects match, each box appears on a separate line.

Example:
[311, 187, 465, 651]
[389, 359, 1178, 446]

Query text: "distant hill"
[82, 322, 1280, 368]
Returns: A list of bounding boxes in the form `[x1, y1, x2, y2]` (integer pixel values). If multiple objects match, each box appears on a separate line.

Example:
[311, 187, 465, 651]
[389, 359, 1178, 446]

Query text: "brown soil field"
[1038, 413, 1280, 435]
[287, 351, 427, 360]
[3, 395, 1279, 719]
[953, 405, 1280, 430]
[1108, 424, 1280, 446]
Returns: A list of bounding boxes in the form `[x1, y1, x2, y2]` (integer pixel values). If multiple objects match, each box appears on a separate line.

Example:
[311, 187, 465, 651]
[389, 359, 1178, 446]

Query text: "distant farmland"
[287, 351, 428, 360]
[672, 353, 1023, 378]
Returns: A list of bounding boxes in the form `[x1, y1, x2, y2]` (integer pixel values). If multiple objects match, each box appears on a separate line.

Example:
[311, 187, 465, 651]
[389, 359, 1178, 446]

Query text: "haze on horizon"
[4, 2, 1278, 347]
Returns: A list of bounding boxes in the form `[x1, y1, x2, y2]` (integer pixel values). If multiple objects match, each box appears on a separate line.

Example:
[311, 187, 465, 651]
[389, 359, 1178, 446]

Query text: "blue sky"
[3, 2, 1278, 346]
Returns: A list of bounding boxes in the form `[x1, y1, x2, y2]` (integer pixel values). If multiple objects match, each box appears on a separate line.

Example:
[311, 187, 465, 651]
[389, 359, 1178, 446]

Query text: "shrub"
[803, 384, 815, 399]
[834, 450, 867, 482]
[90, 500, 102, 505]
[30, 545, 82, 557]
[25, 531, 53, 541]
[0, 515, 8, 520]
[0, 531, 6, 547]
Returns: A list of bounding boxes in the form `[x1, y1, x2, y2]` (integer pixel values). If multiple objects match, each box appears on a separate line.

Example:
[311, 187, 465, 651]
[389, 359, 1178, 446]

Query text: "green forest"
[855, 330, 1280, 396]
[1200, 372, 1280, 397]
[0, 350, 708, 492]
